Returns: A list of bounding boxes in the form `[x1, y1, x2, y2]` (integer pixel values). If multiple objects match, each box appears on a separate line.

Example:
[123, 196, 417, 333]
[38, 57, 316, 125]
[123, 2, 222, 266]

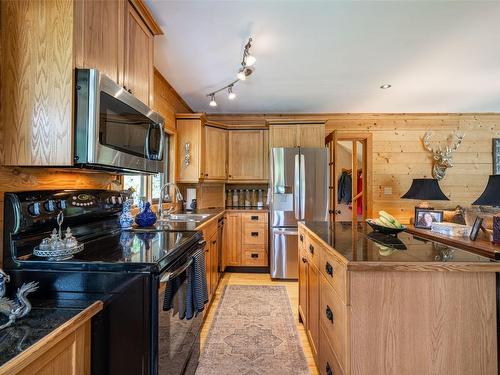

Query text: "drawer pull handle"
[309, 244, 314, 254]
[325, 305, 334, 323]
[301, 257, 307, 263]
[326, 362, 333, 375]
[251, 253, 259, 258]
[251, 232, 259, 237]
[251, 215, 259, 220]
[299, 234, 304, 242]
[325, 262, 333, 276]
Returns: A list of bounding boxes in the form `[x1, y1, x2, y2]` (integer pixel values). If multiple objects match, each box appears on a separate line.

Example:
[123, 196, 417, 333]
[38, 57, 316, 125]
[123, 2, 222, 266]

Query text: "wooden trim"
[153, 67, 193, 113]
[0, 301, 103, 375]
[176, 113, 206, 121]
[266, 119, 327, 125]
[346, 262, 500, 272]
[128, 0, 163, 35]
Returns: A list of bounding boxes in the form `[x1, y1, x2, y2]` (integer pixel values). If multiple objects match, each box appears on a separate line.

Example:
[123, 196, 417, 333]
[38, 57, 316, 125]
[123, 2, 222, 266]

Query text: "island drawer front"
[319, 321, 345, 375]
[242, 224, 267, 245]
[241, 212, 268, 224]
[320, 275, 347, 369]
[241, 244, 268, 266]
[320, 246, 347, 304]
[305, 234, 321, 269]
[298, 226, 307, 253]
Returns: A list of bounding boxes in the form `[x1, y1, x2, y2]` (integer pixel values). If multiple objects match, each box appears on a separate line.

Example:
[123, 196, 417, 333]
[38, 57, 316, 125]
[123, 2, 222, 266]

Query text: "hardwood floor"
[200, 272, 319, 375]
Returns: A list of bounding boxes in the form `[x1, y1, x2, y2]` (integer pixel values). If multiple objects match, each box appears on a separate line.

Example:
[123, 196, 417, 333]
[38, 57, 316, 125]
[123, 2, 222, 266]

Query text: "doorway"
[325, 131, 372, 225]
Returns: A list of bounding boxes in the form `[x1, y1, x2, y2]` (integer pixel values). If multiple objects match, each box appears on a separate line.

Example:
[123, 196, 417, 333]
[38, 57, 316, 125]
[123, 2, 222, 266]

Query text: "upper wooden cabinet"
[268, 121, 326, 149]
[176, 114, 206, 183]
[204, 126, 227, 180]
[228, 130, 268, 181]
[124, 2, 154, 106]
[1, 0, 161, 166]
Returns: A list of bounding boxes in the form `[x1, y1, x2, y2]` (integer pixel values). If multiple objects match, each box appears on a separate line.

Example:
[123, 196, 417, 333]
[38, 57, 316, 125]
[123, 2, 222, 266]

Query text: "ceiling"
[146, 0, 500, 114]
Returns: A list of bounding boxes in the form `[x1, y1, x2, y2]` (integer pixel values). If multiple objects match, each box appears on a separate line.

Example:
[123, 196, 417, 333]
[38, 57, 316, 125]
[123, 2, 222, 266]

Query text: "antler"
[447, 132, 464, 152]
[422, 132, 434, 153]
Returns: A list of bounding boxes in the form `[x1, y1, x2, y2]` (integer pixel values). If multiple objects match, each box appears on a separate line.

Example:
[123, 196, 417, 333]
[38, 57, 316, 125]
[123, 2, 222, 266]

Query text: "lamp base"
[493, 215, 500, 245]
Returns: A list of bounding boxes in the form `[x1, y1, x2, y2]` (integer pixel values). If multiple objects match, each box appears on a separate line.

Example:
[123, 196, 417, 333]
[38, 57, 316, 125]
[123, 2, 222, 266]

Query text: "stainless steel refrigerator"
[270, 147, 329, 279]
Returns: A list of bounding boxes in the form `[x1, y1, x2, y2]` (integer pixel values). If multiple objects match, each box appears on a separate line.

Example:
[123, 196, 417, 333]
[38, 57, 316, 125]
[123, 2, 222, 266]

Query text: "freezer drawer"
[270, 227, 299, 279]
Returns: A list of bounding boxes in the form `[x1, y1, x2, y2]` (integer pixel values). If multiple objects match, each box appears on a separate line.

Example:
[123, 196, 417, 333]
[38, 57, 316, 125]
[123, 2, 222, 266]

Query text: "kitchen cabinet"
[202, 218, 221, 303]
[227, 130, 268, 181]
[124, 1, 154, 105]
[176, 114, 206, 183]
[223, 211, 268, 267]
[1, 0, 162, 166]
[204, 126, 228, 180]
[268, 122, 325, 149]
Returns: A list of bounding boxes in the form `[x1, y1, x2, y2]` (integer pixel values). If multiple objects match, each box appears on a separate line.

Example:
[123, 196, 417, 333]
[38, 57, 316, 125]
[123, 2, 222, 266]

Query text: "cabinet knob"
[326, 362, 333, 375]
[309, 244, 314, 254]
[228, 174, 232, 178]
[325, 262, 333, 277]
[212, 240, 216, 245]
[299, 234, 304, 242]
[205, 173, 208, 177]
[301, 257, 307, 263]
[325, 305, 334, 323]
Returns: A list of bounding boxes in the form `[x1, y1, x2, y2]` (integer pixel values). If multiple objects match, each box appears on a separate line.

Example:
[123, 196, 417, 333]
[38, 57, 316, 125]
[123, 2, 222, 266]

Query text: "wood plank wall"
[208, 113, 500, 223]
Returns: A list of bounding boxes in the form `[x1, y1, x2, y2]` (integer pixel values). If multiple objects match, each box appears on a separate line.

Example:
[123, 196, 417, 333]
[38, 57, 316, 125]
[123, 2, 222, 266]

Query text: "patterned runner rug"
[196, 285, 310, 375]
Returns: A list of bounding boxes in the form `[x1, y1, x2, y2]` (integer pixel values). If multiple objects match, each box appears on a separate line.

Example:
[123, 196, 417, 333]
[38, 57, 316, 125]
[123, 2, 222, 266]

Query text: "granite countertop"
[302, 221, 496, 265]
[0, 299, 100, 367]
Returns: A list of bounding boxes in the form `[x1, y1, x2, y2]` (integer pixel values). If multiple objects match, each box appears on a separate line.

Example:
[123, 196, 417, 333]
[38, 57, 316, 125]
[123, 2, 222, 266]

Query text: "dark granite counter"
[301, 221, 496, 265]
[0, 299, 99, 367]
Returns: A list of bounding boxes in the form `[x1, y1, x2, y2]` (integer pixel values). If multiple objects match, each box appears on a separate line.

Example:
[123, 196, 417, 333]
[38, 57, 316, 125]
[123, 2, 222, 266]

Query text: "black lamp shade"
[401, 178, 449, 201]
[472, 175, 500, 206]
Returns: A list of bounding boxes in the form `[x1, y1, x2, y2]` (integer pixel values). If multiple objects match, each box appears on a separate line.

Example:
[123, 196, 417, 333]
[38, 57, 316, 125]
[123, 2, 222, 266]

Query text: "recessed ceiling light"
[380, 84, 392, 89]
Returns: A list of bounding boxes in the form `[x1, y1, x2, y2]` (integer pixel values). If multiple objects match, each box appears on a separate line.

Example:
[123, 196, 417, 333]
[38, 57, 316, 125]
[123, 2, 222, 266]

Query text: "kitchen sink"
[158, 213, 211, 223]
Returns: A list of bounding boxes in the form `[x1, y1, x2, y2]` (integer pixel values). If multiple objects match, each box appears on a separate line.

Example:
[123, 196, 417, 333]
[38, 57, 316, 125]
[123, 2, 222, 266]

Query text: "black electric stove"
[3, 189, 207, 375]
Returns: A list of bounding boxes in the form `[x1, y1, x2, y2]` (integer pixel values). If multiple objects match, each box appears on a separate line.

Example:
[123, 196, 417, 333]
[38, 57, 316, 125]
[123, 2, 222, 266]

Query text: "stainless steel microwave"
[74, 69, 165, 174]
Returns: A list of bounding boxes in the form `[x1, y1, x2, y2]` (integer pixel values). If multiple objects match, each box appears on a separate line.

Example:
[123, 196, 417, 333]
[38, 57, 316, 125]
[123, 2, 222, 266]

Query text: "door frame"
[325, 130, 373, 224]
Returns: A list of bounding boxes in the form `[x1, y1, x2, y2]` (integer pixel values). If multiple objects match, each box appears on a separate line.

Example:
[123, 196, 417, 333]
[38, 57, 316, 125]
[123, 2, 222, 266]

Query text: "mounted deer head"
[422, 131, 465, 180]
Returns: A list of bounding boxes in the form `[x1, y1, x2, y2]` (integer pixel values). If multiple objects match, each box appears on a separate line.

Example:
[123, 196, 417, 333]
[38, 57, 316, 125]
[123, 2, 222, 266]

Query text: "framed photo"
[469, 217, 483, 241]
[493, 138, 500, 175]
[414, 208, 444, 229]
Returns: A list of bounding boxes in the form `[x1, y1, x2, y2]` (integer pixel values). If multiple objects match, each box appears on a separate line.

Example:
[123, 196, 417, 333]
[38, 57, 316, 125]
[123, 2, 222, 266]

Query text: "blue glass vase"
[135, 202, 157, 227]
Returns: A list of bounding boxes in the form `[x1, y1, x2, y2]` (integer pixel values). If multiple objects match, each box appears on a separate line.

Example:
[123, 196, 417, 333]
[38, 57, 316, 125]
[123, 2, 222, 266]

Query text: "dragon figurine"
[0, 269, 39, 330]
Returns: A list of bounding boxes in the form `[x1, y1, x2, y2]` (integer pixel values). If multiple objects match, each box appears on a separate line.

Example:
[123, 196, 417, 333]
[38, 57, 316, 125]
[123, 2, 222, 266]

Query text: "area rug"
[196, 285, 310, 375]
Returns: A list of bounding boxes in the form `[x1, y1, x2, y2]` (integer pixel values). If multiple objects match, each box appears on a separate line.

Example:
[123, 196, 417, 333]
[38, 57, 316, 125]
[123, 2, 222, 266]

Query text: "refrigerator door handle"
[272, 228, 299, 236]
[294, 154, 300, 220]
[300, 153, 306, 219]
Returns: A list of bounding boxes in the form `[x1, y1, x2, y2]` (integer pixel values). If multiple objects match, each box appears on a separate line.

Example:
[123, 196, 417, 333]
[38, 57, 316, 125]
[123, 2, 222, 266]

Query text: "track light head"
[228, 86, 236, 100]
[209, 94, 217, 107]
[245, 54, 256, 67]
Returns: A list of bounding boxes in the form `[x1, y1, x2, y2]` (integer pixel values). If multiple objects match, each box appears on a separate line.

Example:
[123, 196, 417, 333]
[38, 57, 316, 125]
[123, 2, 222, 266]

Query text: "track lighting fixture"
[209, 94, 217, 107]
[228, 86, 236, 100]
[206, 37, 256, 108]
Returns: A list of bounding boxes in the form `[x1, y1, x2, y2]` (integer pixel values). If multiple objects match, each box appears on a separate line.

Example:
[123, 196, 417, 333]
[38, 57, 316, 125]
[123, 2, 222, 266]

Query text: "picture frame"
[493, 138, 500, 175]
[469, 217, 483, 241]
[414, 208, 444, 229]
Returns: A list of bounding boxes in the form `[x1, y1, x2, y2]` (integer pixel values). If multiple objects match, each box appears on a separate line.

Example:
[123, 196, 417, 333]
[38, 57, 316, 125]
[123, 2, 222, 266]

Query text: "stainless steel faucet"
[158, 182, 184, 219]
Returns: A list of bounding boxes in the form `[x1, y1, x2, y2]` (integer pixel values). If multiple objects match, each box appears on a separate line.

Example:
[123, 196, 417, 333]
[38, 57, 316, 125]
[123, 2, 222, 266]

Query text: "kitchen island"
[298, 221, 499, 375]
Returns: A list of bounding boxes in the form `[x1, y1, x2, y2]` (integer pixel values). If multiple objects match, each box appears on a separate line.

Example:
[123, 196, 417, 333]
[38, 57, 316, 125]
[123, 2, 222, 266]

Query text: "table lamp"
[472, 175, 500, 245]
[401, 178, 449, 208]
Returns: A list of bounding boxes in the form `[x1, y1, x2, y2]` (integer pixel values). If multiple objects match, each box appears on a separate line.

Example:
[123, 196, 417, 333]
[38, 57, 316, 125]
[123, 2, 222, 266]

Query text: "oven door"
[75, 69, 165, 174]
[156, 251, 204, 375]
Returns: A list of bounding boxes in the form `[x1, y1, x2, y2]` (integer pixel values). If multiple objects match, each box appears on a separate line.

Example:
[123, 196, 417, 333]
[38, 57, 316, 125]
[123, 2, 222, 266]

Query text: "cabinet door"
[298, 251, 309, 328]
[176, 119, 203, 182]
[74, 0, 125, 85]
[225, 213, 241, 266]
[204, 239, 212, 302]
[307, 263, 320, 361]
[298, 124, 325, 148]
[210, 236, 218, 296]
[124, 2, 153, 105]
[269, 125, 298, 148]
[228, 130, 265, 180]
[204, 126, 227, 180]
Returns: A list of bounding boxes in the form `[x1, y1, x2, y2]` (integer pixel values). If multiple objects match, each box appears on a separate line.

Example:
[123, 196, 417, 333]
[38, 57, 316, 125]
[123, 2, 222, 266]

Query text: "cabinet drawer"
[320, 275, 347, 369]
[319, 247, 348, 304]
[241, 245, 268, 266]
[241, 212, 268, 224]
[319, 322, 345, 375]
[298, 226, 306, 252]
[242, 224, 267, 245]
[305, 235, 320, 269]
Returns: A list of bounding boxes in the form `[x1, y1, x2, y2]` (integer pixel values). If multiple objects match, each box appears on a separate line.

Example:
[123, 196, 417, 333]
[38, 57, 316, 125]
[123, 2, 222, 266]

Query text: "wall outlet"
[383, 187, 393, 195]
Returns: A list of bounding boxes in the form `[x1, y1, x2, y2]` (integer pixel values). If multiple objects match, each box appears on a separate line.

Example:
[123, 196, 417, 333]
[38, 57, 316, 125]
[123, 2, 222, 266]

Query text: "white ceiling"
[146, 0, 500, 114]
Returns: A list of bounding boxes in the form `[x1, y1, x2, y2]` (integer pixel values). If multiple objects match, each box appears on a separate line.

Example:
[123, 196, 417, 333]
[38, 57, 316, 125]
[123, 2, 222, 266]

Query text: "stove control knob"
[28, 202, 41, 216]
[44, 200, 56, 212]
[56, 200, 66, 209]
[108, 196, 117, 205]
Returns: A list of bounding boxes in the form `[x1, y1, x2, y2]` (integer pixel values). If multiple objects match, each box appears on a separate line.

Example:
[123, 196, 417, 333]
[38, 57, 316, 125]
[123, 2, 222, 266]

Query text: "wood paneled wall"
[208, 113, 500, 223]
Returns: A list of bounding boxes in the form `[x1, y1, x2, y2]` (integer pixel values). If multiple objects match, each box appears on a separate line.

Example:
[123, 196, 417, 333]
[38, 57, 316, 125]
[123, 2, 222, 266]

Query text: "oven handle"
[145, 123, 164, 161]
[160, 257, 193, 283]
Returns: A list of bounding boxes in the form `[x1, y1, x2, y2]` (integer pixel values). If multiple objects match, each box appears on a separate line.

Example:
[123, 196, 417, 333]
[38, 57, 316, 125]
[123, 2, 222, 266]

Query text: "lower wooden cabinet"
[223, 211, 268, 267]
[306, 260, 320, 360]
[319, 322, 344, 375]
[202, 218, 221, 304]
